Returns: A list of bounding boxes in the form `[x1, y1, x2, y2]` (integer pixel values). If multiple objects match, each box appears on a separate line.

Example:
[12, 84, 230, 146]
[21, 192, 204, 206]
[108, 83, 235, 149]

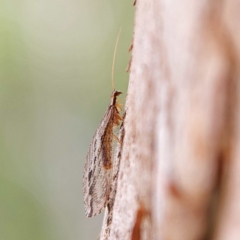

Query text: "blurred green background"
[0, 0, 133, 239]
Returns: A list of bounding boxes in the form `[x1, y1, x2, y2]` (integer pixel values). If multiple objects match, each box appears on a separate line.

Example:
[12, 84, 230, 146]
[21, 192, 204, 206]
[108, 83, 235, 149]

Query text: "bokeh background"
[0, 1, 133, 239]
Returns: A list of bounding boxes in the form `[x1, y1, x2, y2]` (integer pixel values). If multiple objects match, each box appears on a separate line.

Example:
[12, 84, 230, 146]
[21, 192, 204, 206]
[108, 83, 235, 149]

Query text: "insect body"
[83, 90, 122, 217]
[83, 28, 123, 218]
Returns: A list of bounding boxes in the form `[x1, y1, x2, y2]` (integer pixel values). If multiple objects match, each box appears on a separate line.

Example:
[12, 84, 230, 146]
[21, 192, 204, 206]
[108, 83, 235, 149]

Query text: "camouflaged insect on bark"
[83, 90, 122, 217]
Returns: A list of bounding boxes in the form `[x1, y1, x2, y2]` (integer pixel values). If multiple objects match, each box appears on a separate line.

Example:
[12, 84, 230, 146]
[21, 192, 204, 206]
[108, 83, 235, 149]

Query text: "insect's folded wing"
[83, 107, 113, 217]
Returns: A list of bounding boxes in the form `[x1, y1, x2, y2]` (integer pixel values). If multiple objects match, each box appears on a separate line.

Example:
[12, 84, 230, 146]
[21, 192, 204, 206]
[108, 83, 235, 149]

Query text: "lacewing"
[83, 29, 123, 217]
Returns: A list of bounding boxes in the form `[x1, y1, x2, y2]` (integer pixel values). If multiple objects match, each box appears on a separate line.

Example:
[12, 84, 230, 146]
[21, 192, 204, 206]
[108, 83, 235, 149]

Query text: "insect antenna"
[112, 27, 122, 91]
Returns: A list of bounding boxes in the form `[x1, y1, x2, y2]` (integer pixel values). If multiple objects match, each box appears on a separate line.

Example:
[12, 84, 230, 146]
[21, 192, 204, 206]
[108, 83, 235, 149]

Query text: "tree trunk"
[100, 0, 240, 239]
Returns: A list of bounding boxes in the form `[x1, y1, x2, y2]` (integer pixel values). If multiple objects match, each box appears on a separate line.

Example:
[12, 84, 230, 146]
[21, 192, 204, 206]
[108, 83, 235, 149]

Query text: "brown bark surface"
[100, 1, 240, 239]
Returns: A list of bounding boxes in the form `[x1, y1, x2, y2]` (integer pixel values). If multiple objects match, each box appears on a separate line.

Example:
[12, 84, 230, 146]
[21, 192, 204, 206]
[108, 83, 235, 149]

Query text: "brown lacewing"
[83, 29, 123, 217]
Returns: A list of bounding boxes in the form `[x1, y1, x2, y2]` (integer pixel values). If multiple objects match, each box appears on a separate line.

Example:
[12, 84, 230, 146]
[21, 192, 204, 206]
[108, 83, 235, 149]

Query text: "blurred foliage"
[0, 0, 133, 239]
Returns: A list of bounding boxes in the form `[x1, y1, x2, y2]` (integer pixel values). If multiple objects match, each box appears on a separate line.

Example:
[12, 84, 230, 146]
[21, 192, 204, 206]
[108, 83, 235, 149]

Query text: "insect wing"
[83, 106, 114, 217]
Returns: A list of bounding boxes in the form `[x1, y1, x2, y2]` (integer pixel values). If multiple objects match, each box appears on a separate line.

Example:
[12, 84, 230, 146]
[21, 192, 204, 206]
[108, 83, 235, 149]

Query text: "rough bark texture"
[100, 0, 240, 239]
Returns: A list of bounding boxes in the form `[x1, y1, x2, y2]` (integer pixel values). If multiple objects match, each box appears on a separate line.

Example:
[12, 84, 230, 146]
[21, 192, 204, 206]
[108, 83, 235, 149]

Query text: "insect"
[83, 29, 123, 217]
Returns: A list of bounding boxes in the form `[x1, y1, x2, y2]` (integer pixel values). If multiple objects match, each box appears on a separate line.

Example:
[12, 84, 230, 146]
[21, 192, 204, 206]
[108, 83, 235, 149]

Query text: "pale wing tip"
[84, 195, 105, 217]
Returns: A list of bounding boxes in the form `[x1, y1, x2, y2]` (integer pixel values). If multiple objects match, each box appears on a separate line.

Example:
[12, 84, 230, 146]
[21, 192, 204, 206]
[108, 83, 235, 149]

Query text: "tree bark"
[100, 0, 240, 239]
